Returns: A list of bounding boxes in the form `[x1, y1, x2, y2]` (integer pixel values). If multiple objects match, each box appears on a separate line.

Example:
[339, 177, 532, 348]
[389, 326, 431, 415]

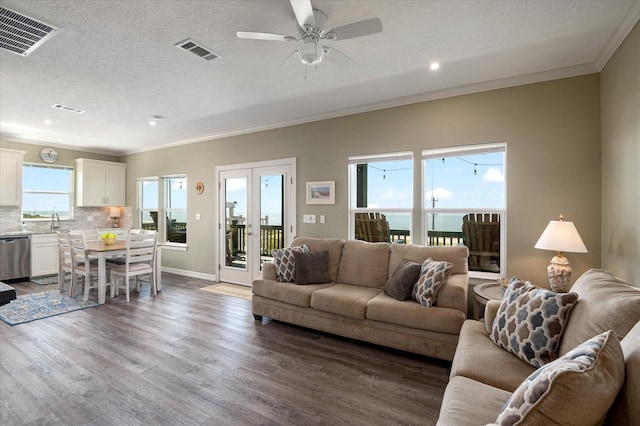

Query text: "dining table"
[84, 239, 162, 304]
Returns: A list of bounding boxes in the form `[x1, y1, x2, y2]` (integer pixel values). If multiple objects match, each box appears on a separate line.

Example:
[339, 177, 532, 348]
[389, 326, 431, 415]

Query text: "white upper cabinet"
[0, 148, 25, 206]
[76, 158, 126, 206]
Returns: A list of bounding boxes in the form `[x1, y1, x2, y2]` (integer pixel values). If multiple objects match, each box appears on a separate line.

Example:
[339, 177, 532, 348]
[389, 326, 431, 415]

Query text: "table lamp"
[109, 207, 121, 228]
[534, 215, 588, 292]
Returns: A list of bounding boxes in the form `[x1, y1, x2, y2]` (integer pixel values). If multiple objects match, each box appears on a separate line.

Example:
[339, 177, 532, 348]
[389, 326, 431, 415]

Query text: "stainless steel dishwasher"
[0, 234, 31, 281]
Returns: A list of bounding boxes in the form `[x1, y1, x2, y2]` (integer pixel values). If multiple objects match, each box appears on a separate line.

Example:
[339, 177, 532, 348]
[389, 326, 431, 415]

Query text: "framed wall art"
[306, 181, 335, 205]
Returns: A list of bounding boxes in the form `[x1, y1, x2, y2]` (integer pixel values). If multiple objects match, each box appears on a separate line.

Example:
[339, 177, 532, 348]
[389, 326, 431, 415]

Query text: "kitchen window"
[22, 163, 74, 220]
[137, 177, 158, 231]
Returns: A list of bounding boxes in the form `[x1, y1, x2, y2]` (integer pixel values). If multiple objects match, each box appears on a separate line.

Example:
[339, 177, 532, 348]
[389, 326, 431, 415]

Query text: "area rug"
[0, 290, 99, 325]
[199, 283, 252, 300]
[30, 274, 58, 285]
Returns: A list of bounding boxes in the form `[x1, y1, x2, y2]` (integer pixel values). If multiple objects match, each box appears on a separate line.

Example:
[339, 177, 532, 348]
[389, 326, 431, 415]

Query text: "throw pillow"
[384, 259, 422, 301]
[411, 259, 453, 307]
[490, 278, 578, 368]
[294, 250, 331, 285]
[494, 330, 625, 426]
[271, 245, 309, 282]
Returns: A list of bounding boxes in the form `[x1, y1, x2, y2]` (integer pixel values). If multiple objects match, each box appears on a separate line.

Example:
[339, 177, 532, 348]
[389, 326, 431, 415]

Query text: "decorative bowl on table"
[100, 233, 117, 245]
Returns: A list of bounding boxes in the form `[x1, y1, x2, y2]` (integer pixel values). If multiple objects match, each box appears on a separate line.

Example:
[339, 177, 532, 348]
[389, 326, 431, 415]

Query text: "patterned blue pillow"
[490, 278, 578, 368]
[494, 330, 624, 426]
[411, 259, 453, 307]
[271, 245, 309, 282]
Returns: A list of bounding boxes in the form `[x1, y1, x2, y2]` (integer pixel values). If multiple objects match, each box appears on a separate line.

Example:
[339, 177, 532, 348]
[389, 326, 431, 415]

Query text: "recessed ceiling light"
[44, 119, 52, 125]
[430, 62, 440, 71]
[149, 115, 163, 126]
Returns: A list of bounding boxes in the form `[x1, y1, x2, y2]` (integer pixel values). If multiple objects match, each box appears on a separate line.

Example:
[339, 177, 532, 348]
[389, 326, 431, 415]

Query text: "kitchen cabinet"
[76, 158, 126, 206]
[0, 148, 25, 206]
[31, 233, 58, 277]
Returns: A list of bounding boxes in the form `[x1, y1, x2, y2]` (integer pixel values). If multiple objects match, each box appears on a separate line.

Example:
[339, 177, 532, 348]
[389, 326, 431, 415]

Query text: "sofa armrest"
[484, 299, 502, 334]
[262, 262, 277, 280]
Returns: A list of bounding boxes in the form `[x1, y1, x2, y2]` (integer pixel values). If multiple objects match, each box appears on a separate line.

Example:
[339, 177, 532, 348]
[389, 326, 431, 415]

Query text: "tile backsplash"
[0, 206, 133, 234]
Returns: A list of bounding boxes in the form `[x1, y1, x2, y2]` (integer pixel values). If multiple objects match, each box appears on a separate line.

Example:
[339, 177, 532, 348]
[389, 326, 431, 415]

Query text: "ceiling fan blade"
[323, 46, 356, 67]
[237, 31, 296, 42]
[327, 18, 383, 41]
[290, 0, 315, 29]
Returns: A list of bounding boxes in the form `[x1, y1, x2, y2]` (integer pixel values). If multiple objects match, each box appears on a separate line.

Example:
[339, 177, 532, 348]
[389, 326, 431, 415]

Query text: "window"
[349, 152, 413, 243]
[22, 163, 73, 220]
[423, 143, 506, 275]
[163, 175, 187, 244]
[138, 177, 158, 231]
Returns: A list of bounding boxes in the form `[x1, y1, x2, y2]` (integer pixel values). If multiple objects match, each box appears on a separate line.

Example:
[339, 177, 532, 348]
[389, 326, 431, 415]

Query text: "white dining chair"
[69, 231, 101, 302]
[57, 232, 74, 295]
[110, 230, 157, 302]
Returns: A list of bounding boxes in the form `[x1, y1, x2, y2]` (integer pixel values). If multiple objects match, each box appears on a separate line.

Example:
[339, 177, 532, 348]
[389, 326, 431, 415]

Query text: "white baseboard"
[160, 266, 217, 282]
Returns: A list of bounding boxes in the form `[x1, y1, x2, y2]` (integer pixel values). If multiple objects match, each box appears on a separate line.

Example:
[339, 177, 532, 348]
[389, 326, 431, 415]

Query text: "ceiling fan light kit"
[237, 0, 382, 74]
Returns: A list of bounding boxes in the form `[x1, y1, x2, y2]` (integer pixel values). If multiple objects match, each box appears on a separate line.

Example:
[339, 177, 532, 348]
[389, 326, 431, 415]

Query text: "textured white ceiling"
[1, 0, 638, 155]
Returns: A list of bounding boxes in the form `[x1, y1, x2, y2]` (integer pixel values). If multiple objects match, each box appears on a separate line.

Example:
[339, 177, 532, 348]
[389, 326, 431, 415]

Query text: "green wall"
[125, 73, 602, 286]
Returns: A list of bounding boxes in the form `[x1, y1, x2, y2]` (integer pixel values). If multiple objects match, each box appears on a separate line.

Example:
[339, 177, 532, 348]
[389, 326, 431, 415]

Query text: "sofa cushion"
[494, 330, 625, 426]
[271, 245, 309, 282]
[412, 259, 453, 307]
[294, 250, 331, 284]
[366, 292, 465, 335]
[436, 376, 512, 426]
[336, 240, 390, 288]
[384, 259, 421, 301]
[389, 243, 469, 277]
[291, 237, 344, 282]
[559, 269, 640, 356]
[310, 284, 381, 319]
[490, 278, 578, 368]
[252, 279, 333, 308]
[606, 320, 640, 425]
[450, 319, 536, 392]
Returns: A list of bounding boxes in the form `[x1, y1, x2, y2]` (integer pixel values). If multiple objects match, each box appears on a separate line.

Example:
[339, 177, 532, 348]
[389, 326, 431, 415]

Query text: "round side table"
[472, 282, 505, 319]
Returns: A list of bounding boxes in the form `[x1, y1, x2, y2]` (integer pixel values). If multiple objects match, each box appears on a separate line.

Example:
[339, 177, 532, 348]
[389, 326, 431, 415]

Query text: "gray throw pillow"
[384, 259, 422, 300]
[294, 250, 331, 284]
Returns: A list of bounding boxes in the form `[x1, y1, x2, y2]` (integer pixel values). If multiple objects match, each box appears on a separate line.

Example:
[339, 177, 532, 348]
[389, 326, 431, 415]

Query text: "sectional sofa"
[437, 269, 640, 425]
[251, 236, 470, 361]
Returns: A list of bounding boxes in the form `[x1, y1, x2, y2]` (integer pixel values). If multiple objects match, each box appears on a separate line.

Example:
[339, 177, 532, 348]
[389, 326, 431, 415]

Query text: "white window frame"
[22, 163, 74, 220]
[422, 142, 507, 278]
[348, 151, 414, 242]
[162, 174, 187, 247]
[137, 176, 158, 232]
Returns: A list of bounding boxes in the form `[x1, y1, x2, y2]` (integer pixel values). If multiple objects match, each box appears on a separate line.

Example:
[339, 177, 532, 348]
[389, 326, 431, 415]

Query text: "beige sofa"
[252, 237, 470, 361]
[437, 269, 640, 426]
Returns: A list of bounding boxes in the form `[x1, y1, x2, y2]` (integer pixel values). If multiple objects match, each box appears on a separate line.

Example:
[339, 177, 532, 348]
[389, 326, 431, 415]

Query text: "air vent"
[0, 6, 59, 56]
[175, 38, 221, 61]
[51, 104, 85, 114]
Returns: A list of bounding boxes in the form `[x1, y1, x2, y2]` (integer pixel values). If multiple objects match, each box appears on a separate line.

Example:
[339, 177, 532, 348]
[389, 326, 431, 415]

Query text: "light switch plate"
[303, 214, 316, 224]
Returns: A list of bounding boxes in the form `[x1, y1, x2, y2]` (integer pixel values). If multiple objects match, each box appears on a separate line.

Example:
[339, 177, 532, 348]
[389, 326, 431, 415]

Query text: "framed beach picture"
[306, 181, 335, 204]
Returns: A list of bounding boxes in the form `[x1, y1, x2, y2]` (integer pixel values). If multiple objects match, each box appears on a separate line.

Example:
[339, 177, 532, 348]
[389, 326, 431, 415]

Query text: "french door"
[217, 159, 296, 285]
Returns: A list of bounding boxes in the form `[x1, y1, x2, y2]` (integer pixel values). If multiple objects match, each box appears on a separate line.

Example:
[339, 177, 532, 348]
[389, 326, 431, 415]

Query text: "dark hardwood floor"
[0, 274, 449, 425]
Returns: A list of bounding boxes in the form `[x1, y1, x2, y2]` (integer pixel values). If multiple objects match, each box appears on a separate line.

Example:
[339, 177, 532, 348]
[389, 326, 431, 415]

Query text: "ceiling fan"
[237, 0, 382, 74]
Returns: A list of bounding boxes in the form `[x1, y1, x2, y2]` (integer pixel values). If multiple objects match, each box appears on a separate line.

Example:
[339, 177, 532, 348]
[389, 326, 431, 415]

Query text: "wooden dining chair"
[69, 231, 101, 301]
[57, 232, 74, 295]
[110, 230, 157, 302]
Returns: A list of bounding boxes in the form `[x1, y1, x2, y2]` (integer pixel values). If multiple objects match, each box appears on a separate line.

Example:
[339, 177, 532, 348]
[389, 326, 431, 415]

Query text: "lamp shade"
[109, 207, 121, 218]
[534, 219, 588, 253]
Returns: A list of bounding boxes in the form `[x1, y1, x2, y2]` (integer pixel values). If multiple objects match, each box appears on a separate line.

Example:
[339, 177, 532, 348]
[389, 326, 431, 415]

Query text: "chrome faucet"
[51, 212, 60, 231]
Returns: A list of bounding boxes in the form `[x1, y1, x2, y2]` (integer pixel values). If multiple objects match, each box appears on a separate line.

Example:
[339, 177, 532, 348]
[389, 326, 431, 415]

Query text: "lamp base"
[547, 253, 572, 292]
[111, 217, 120, 228]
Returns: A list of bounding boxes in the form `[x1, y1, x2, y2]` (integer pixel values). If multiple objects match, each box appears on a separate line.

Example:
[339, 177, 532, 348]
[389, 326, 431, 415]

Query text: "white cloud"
[427, 188, 454, 199]
[483, 167, 504, 183]
[225, 178, 246, 191]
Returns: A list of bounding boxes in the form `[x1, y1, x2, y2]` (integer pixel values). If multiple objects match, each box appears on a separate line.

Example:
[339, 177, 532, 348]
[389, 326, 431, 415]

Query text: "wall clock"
[39, 147, 59, 163]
